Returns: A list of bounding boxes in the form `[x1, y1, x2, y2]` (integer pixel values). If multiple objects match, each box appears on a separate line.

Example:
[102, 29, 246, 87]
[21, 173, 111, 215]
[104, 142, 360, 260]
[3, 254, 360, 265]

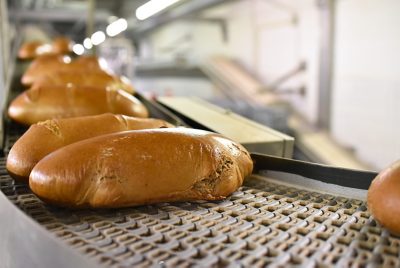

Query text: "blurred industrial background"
[1, 0, 399, 170]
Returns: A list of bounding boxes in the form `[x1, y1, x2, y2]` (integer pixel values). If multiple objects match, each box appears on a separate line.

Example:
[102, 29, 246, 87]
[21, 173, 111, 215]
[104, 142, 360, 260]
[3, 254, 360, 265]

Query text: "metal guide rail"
[1, 122, 400, 267]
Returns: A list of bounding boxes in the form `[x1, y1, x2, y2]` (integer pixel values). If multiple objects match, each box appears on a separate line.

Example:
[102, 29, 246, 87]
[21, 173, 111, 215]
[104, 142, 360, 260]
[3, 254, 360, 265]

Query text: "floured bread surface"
[29, 128, 253, 208]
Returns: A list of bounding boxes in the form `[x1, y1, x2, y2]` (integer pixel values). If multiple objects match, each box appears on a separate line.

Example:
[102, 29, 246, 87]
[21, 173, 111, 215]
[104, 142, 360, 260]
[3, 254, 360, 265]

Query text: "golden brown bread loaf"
[51, 37, 72, 54]
[7, 113, 173, 182]
[22, 55, 106, 86]
[21, 55, 72, 85]
[8, 85, 148, 125]
[29, 128, 253, 208]
[18, 37, 72, 60]
[18, 41, 45, 59]
[33, 71, 135, 94]
[368, 160, 400, 235]
[73, 55, 103, 68]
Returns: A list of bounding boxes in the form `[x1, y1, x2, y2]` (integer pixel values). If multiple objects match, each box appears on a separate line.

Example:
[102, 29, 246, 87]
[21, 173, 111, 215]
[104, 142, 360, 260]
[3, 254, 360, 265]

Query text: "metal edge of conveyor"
[0, 68, 103, 268]
[251, 153, 377, 190]
[188, 97, 295, 158]
[0, 192, 98, 268]
[0, 28, 99, 268]
[0, 25, 22, 153]
[249, 153, 377, 201]
[157, 97, 295, 158]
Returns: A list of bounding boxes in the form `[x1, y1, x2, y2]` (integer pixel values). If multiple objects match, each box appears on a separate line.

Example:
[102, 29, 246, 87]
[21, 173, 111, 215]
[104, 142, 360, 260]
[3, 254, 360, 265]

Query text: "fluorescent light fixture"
[83, 38, 93, 49]
[91, 31, 106, 46]
[72, 44, 84, 55]
[136, 0, 181, 21]
[106, 18, 128, 37]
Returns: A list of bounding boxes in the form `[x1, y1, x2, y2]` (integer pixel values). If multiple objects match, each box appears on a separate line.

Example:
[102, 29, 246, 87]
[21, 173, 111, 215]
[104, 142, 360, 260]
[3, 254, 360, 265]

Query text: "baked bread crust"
[22, 55, 105, 86]
[7, 113, 173, 181]
[8, 85, 149, 125]
[368, 160, 400, 235]
[33, 71, 135, 94]
[29, 128, 253, 208]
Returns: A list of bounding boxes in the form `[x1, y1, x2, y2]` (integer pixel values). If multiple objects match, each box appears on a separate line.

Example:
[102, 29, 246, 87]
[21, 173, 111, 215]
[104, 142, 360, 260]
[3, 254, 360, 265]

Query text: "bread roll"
[29, 128, 253, 208]
[7, 113, 173, 182]
[8, 85, 148, 125]
[33, 71, 135, 94]
[18, 41, 45, 59]
[368, 160, 400, 235]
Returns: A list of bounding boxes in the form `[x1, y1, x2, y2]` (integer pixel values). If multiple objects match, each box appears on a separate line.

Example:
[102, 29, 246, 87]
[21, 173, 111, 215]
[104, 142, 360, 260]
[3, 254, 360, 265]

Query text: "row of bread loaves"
[8, 39, 254, 209]
[10, 46, 146, 125]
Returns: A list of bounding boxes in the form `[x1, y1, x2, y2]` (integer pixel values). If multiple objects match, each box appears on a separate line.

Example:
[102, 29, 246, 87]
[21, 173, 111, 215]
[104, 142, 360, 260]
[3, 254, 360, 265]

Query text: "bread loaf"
[22, 55, 73, 86]
[18, 41, 45, 59]
[8, 85, 148, 125]
[73, 55, 103, 68]
[51, 37, 72, 54]
[18, 37, 72, 60]
[22, 55, 105, 86]
[29, 128, 253, 208]
[7, 113, 173, 182]
[33, 71, 135, 94]
[368, 160, 400, 235]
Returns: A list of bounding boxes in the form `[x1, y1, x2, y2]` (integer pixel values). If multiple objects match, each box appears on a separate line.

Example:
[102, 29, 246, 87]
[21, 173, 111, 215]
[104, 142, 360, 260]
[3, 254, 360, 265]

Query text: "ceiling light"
[106, 18, 128, 37]
[72, 44, 84, 55]
[83, 38, 93, 49]
[91, 31, 106, 46]
[136, 0, 181, 21]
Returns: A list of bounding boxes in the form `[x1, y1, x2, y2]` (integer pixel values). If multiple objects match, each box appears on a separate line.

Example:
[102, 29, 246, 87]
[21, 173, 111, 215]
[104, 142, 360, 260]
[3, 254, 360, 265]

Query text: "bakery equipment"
[2, 88, 400, 267]
[1, 47, 399, 268]
[3, 122, 399, 267]
[158, 97, 294, 158]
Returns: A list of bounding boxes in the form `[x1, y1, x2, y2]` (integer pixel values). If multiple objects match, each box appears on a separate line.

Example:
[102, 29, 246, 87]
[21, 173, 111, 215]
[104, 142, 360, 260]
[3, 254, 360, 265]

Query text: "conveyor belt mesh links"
[1, 124, 399, 267]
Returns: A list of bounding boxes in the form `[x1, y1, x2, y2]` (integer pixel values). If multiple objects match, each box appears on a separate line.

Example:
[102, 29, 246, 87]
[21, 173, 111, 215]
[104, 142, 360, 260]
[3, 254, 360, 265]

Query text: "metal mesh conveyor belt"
[1, 123, 400, 267]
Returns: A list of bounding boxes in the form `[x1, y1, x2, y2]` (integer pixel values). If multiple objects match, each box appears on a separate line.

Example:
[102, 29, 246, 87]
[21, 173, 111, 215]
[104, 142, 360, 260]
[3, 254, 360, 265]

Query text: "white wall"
[332, 0, 400, 169]
[137, 0, 400, 169]
[138, 0, 320, 122]
[253, 0, 320, 123]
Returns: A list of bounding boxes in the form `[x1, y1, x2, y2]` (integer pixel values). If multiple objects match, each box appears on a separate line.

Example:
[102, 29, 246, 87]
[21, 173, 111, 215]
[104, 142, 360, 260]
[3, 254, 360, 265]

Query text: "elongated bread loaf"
[73, 55, 102, 66]
[22, 55, 106, 86]
[22, 55, 73, 85]
[51, 37, 72, 54]
[7, 113, 173, 181]
[30, 128, 253, 208]
[33, 71, 135, 94]
[18, 41, 45, 59]
[18, 37, 72, 60]
[8, 85, 148, 125]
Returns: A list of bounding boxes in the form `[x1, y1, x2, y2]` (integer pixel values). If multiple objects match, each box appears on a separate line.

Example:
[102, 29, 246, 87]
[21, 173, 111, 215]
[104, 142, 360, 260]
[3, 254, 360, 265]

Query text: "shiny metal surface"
[159, 97, 294, 158]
